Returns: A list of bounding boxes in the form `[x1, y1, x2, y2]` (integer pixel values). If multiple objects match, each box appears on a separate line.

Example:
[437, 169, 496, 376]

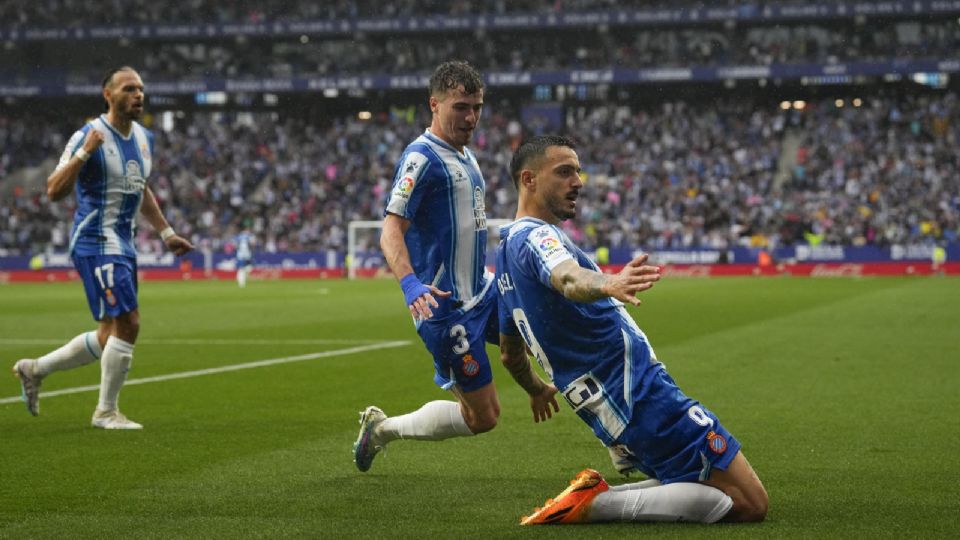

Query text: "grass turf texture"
[1, 277, 957, 539]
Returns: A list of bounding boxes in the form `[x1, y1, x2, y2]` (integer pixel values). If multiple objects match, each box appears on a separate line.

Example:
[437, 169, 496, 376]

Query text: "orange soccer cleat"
[520, 469, 609, 525]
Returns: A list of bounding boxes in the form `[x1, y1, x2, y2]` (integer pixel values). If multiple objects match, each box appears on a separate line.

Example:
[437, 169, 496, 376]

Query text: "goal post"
[346, 218, 513, 279]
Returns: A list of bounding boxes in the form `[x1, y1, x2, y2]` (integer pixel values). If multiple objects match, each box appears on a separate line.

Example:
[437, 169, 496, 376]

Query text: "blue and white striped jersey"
[59, 115, 154, 258]
[235, 231, 252, 261]
[496, 217, 662, 444]
[385, 129, 491, 317]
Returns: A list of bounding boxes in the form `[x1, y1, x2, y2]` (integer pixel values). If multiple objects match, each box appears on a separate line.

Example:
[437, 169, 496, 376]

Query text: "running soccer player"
[351, 61, 558, 471]
[497, 135, 768, 524]
[12, 66, 193, 429]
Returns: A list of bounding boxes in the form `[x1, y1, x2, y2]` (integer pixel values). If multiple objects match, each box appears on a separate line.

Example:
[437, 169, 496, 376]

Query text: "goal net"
[346, 218, 513, 279]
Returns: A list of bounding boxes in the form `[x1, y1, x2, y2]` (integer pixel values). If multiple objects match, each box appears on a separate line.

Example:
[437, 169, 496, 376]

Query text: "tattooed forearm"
[503, 355, 543, 395]
[555, 265, 609, 303]
[500, 335, 545, 396]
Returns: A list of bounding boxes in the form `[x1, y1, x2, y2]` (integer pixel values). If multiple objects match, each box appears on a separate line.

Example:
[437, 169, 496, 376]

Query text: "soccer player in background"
[12, 66, 193, 429]
[233, 227, 254, 288]
[352, 61, 559, 471]
[497, 135, 768, 525]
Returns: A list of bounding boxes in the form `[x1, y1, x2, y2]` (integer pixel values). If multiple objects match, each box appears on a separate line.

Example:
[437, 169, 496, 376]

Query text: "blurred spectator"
[3, 92, 957, 256]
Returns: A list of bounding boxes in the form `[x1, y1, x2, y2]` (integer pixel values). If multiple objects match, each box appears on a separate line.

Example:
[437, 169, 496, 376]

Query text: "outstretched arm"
[381, 213, 450, 319]
[140, 186, 193, 256]
[500, 333, 559, 423]
[549, 253, 661, 305]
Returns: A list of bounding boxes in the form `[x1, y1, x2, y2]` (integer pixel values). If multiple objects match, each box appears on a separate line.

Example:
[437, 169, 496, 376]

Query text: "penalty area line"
[0, 340, 411, 405]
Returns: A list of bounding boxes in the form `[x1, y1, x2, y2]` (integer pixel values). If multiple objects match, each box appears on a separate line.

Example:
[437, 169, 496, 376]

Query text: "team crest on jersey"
[706, 431, 727, 454]
[462, 354, 480, 377]
[104, 288, 117, 306]
[121, 160, 146, 194]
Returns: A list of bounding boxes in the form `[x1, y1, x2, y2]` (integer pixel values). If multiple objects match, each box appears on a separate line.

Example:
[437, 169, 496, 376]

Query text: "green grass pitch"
[1, 276, 957, 539]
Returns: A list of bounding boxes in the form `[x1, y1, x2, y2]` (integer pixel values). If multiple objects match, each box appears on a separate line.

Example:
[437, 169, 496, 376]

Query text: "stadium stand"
[1, 0, 957, 263]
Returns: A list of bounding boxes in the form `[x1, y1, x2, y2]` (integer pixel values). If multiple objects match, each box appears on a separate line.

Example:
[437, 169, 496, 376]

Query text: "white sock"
[609, 478, 662, 491]
[35, 331, 102, 376]
[237, 267, 248, 287]
[589, 482, 732, 523]
[376, 400, 474, 443]
[97, 336, 135, 412]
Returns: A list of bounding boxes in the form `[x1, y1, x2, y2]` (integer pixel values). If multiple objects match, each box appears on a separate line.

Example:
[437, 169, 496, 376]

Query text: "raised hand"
[603, 253, 662, 306]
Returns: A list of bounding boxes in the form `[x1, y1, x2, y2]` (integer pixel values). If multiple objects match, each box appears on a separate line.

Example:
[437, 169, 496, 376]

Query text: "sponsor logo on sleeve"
[532, 227, 569, 263]
[539, 238, 560, 251]
[391, 176, 415, 201]
[391, 152, 427, 201]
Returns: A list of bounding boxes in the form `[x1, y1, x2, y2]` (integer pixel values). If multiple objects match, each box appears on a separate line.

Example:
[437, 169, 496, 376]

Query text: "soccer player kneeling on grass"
[497, 135, 768, 525]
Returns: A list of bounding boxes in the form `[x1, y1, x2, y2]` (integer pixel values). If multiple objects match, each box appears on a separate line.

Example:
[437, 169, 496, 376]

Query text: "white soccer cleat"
[91, 409, 143, 430]
[13, 359, 42, 416]
[353, 405, 387, 472]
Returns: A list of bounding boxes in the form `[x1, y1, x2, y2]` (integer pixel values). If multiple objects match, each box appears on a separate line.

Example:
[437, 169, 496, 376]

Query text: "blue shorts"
[237, 258, 251, 269]
[73, 255, 139, 321]
[417, 285, 499, 393]
[615, 367, 741, 484]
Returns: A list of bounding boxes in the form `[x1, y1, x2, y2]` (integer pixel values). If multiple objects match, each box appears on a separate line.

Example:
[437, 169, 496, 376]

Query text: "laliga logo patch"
[462, 354, 479, 377]
[392, 176, 415, 201]
[105, 288, 117, 306]
[538, 238, 560, 251]
[706, 431, 727, 454]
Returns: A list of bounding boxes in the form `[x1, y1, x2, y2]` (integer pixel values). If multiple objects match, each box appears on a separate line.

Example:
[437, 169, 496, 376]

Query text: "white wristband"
[74, 148, 91, 162]
[159, 227, 175, 241]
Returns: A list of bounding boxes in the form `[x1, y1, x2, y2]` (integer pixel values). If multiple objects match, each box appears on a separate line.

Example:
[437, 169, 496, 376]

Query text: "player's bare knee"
[115, 311, 140, 342]
[466, 411, 498, 434]
[731, 490, 768, 522]
[749, 488, 769, 522]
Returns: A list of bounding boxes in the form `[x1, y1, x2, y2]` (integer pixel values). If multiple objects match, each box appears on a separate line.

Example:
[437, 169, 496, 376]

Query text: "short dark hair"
[509, 135, 577, 189]
[101, 66, 136, 89]
[429, 61, 484, 97]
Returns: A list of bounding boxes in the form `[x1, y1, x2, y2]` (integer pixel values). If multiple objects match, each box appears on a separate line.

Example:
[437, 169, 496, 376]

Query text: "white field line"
[0, 340, 411, 405]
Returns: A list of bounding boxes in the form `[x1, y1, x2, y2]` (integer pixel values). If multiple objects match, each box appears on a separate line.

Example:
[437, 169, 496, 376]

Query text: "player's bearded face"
[432, 86, 483, 150]
[539, 146, 583, 222]
[108, 71, 145, 120]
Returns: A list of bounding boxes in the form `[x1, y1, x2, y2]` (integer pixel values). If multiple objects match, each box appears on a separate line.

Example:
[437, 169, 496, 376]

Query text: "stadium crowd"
[2, 91, 957, 257]
[126, 19, 958, 81]
[5, 18, 956, 85]
[1, 1, 755, 28]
